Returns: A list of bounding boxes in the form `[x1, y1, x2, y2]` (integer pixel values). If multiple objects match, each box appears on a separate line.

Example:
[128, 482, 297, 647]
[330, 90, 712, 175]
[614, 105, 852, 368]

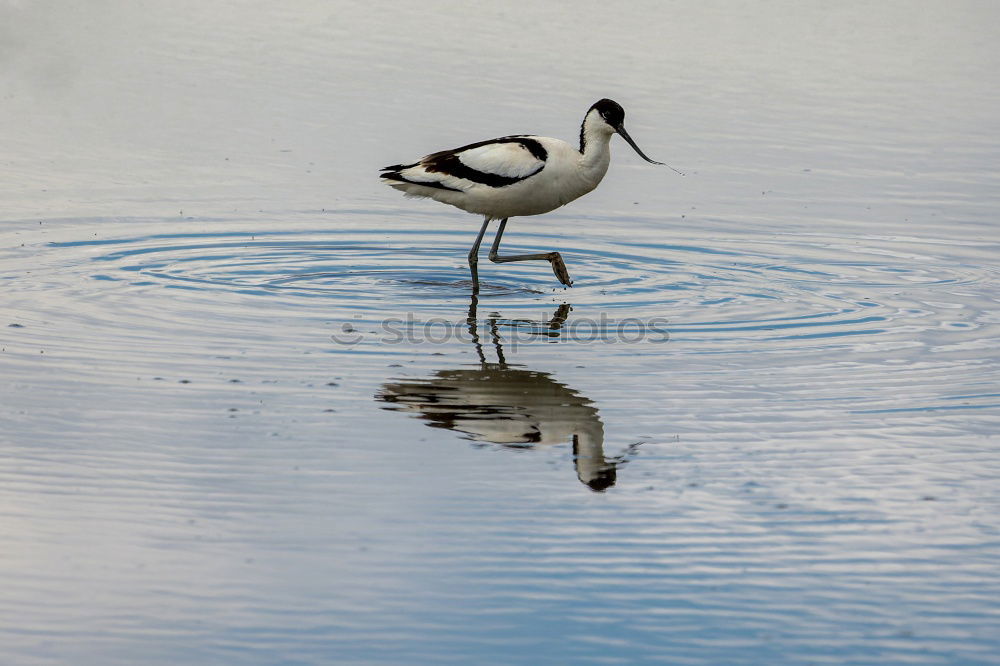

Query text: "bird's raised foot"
[546, 252, 573, 287]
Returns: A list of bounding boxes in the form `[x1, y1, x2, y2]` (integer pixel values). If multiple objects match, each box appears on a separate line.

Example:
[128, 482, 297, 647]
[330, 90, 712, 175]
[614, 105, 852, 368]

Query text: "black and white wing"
[381, 136, 548, 193]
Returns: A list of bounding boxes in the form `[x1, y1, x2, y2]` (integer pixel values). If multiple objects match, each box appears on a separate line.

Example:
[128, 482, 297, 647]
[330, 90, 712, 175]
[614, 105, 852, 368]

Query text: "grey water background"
[2, 1, 999, 664]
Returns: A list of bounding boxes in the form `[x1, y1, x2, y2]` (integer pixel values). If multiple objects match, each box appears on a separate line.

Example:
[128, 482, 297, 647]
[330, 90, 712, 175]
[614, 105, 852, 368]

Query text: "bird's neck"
[578, 113, 614, 169]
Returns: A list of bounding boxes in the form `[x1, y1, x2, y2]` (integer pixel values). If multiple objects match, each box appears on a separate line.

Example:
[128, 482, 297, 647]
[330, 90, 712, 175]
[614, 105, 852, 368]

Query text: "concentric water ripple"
[7, 212, 994, 353]
[3, 212, 996, 424]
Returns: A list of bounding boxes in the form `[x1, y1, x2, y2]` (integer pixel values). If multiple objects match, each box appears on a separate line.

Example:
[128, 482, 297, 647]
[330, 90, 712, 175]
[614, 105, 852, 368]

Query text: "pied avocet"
[380, 99, 673, 291]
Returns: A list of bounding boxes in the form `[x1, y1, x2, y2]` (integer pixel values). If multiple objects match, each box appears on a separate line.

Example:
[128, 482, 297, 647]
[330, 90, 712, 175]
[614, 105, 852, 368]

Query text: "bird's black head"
[591, 98, 625, 129]
[583, 97, 668, 167]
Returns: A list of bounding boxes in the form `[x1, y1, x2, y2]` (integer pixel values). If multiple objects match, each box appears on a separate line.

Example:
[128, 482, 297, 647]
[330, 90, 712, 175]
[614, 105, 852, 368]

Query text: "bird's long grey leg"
[487, 218, 573, 287]
[468, 216, 491, 294]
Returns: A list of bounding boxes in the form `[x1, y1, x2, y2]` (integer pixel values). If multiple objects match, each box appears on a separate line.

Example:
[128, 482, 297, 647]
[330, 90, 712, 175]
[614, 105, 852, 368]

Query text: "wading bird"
[380, 99, 673, 292]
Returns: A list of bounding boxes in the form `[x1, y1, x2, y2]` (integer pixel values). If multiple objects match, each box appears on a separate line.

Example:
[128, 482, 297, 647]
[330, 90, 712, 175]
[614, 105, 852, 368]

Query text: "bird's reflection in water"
[376, 296, 640, 491]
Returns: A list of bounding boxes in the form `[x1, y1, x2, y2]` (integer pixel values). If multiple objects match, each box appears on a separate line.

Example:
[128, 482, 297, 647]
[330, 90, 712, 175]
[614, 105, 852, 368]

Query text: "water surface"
[2, 1, 999, 664]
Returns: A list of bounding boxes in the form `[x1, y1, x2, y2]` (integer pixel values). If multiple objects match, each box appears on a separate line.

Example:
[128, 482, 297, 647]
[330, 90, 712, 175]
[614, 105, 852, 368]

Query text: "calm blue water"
[2, 2, 999, 664]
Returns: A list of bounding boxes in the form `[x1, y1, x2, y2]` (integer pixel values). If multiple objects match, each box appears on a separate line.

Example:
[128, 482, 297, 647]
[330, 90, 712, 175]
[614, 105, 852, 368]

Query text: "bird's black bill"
[616, 125, 685, 175]
[615, 125, 663, 165]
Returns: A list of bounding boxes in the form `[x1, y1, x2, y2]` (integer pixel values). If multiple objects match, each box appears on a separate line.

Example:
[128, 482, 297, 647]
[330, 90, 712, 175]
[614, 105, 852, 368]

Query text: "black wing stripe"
[422, 136, 547, 188]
